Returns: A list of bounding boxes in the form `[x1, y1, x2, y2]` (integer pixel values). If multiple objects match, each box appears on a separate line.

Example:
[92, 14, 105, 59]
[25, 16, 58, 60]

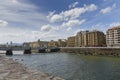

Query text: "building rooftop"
[108, 26, 120, 31]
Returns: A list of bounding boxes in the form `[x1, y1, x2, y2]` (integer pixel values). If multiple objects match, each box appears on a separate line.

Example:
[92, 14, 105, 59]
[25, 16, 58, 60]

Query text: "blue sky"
[0, 0, 120, 43]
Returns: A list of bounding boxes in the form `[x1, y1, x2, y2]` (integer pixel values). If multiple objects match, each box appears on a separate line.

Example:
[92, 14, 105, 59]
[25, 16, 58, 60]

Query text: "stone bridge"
[0, 47, 60, 55]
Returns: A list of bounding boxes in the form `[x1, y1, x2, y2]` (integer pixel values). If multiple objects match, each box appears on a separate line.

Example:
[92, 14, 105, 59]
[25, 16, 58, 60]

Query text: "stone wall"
[60, 47, 120, 57]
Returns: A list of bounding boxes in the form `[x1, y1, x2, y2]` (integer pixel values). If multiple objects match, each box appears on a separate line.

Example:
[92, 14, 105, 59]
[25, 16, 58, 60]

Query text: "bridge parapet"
[0, 46, 60, 55]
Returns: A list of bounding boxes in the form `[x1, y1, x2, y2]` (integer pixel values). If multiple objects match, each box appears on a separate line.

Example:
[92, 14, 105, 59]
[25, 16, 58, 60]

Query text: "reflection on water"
[6, 52, 120, 80]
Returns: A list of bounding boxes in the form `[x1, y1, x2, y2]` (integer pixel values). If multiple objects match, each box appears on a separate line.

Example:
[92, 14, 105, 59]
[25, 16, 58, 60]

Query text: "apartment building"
[75, 31, 89, 47]
[48, 40, 59, 47]
[75, 30, 106, 47]
[67, 36, 75, 47]
[58, 39, 67, 47]
[23, 40, 49, 48]
[106, 26, 120, 47]
[88, 30, 106, 47]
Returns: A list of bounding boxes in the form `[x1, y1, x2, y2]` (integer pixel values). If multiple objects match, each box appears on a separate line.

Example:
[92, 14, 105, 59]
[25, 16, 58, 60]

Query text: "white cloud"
[47, 3, 91, 35]
[62, 4, 97, 19]
[62, 19, 86, 27]
[48, 4, 97, 23]
[41, 24, 59, 32]
[100, 3, 116, 14]
[85, 4, 98, 11]
[91, 23, 107, 33]
[11, 0, 18, 3]
[67, 27, 72, 31]
[0, 0, 48, 43]
[47, 11, 55, 20]
[109, 22, 120, 27]
[0, 27, 35, 43]
[0, 0, 46, 27]
[0, 20, 8, 27]
[50, 14, 63, 23]
[41, 24, 52, 32]
[69, 2, 79, 8]
[100, 7, 112, 14]
[90, 22, 120, 34]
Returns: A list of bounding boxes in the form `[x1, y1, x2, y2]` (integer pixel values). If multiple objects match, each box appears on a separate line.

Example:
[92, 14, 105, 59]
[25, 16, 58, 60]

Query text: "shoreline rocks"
[0, 56, 64, 80]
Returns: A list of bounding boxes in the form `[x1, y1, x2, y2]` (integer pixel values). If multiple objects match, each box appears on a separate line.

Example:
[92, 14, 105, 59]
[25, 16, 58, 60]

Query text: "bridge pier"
[38, 48, 46, 53]
[6, 49, 13, 55]
[50, 48, 60, 52]
[24, 48, 31, 54]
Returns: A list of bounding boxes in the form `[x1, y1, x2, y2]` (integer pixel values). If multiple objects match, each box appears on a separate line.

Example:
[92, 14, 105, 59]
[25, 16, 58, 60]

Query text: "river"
[5, 51, 120, 80]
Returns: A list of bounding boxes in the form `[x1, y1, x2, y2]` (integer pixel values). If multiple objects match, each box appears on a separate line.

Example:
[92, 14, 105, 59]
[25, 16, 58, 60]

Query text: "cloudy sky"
[0, 0, 120, 43]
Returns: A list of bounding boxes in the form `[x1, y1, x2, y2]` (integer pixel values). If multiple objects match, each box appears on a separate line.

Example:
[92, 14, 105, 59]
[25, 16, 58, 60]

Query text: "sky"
[0, 0, 120, 43]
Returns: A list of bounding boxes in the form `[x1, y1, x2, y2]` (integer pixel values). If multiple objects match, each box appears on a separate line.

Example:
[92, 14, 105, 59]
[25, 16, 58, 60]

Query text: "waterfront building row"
[67, 30, 106, 47]
[23, 30, 106, 48]
[23, 26, 120, 48]
[67, 26, 120, 47]
[23, 39, 67, 48]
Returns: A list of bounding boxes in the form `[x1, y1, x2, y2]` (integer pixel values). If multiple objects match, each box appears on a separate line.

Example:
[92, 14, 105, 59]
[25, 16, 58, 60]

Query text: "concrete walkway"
[0, 56, 64, 80]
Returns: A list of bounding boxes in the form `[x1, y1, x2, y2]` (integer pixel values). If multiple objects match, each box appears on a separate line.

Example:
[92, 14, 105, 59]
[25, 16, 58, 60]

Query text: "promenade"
[0, 56, 64, 80]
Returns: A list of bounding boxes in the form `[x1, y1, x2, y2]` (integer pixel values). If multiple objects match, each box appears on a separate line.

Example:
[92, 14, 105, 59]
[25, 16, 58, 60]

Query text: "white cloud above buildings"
[48, 4, 97, 23]
[0, 0, 47, 43]
[50, 14, 63, 23]
[100, 3, 116, 14]
[62, 19, 86, 27]
[0, 20, 8, 27]
[66, 27, 72, 31]
[90, 22, 120, 33]
[69, 2, 79, 8]
[41, 24, 59, 32]
[0, 0, 119, 43]
[45, 4, 97, 33]
[109, 22, 120, 27]
[0, 0, 46, 26]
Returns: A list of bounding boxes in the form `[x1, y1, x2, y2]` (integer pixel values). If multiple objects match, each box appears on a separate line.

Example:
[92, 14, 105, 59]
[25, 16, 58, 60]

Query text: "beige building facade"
[58, 39, 67, 47]
[88, 30, 106, 47]
[106, 26, 120, 47]
[67, 36, 75, 47]
[75, 30, 106, 47]
[75, 31, 89, 47]
[48, 40, 58, 47]
[23, 40, 49, 48]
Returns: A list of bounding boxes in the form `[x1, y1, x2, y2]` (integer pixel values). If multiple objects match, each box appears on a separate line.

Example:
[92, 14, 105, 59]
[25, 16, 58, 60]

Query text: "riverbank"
[60, 47, 120, 57]
[0, 56, 64, 80]
[7, 53, 120, 80]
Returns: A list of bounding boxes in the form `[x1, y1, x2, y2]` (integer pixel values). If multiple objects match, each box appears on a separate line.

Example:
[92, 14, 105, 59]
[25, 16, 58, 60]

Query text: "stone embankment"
[60, 47, 120, 57]
[0, 56, 64, 80]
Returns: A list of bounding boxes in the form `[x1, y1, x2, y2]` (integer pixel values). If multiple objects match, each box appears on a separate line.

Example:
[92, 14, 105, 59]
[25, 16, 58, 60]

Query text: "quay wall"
[60, 47, 120, 56]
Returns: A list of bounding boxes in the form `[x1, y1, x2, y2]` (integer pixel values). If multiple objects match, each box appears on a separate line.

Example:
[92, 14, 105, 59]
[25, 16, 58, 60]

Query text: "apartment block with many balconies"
[67, 36, 75, 47]
[106, 26, 120, 47]
[75, 30, 106, 47]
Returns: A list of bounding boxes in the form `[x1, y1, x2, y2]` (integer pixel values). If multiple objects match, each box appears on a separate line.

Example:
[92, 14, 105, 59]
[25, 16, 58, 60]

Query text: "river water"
[5, 52, 120, 80]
